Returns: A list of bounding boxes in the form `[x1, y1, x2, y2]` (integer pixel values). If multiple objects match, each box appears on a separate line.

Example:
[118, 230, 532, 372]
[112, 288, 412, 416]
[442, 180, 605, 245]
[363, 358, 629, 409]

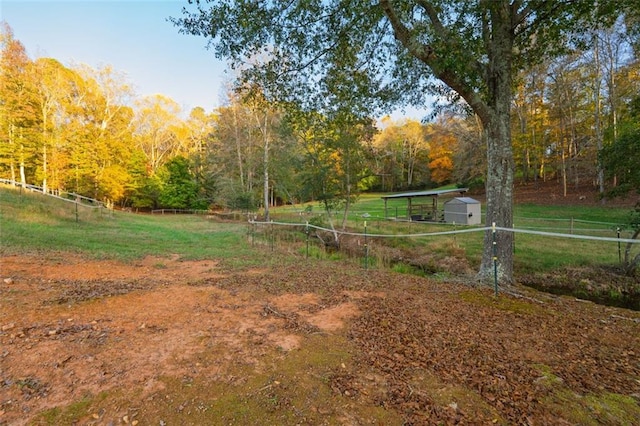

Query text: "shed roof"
[381, 188, 468, 200]
[444, 197, 480, 204]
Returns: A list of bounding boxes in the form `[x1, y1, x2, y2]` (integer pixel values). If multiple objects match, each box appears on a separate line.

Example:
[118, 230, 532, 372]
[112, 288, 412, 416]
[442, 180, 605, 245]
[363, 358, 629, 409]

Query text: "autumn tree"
[183, 107, 217, 208]
[68, 64, 135, 202]
[212, 92, 263, 210]
[512, 62, 551, 185]
[545, 55, 594, 196]
[0, 22, 36, 186]
[133, 94, 183, 175]
[174, 0, 632, 283]
[371, 118, 430, 190]
[240, 85, 283, 221]
[444, 114, 485, 191]
[426, 118, 458, 185]
[29, 57, 79, 194]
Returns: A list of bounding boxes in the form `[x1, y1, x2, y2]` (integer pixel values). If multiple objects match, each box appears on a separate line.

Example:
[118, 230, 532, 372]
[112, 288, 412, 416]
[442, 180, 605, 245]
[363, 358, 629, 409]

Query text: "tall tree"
[512, 62, 550, 185]
[213, 92, 262, 209]
[372, 118, 429, 190]
[174, 0, 631, 283]
[240, 85, 282, 221]
[133, 94, 183, 175]
[546, 56, 592, 196]
[30, 57, 76, 194]
[184, 107, 218, 208]
[426, 118, 458, 185]
[70, 64, 135, 202]
[0, 22, 36, 186]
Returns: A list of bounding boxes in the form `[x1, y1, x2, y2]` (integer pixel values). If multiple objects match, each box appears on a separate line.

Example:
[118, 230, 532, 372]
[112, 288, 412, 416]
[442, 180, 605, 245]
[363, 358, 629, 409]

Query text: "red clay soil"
[1, 252, 639, 425]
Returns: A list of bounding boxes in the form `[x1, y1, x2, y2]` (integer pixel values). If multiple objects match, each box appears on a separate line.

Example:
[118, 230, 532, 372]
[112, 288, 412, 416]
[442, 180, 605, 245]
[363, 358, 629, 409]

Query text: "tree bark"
[479, 110, 515, 283]
[476, 2, 515, 283]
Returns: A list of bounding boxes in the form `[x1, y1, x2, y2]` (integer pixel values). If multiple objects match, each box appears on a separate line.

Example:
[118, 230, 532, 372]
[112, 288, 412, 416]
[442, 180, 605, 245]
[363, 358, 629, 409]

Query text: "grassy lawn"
[0, 185, 256, 263]
[266, 192, 634, 276]
[1, 185, 636, 276]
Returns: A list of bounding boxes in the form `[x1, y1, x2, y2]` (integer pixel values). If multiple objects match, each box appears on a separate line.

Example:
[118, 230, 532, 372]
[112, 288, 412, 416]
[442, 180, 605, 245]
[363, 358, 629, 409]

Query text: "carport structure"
[381, 188, 469, 221]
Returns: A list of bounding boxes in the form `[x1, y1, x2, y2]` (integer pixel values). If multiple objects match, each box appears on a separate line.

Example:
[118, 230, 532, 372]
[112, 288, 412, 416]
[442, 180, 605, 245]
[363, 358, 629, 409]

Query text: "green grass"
[0, 185, 256, 262]
[35, 392, 109, 425]
[1, 184, 635, 276]
[533, 364, 640, 426]
[514, 203, 631, 225]
[267, 190, 634, 276]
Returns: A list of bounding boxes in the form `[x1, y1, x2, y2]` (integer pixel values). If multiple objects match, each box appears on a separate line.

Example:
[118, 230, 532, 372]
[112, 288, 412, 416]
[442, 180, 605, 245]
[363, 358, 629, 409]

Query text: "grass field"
[1, 184, 636, 277]
[263, 192, 635, 277]
[0, 185, 258, 263]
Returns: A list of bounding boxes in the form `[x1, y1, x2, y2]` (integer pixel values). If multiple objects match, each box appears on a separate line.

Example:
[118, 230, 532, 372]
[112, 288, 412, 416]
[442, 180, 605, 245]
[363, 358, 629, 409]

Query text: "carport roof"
[381, 188, 469, 200]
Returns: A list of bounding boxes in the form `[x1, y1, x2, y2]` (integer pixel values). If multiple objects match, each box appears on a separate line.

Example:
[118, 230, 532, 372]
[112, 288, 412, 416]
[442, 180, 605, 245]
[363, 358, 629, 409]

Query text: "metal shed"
[443, 197, 481, 225]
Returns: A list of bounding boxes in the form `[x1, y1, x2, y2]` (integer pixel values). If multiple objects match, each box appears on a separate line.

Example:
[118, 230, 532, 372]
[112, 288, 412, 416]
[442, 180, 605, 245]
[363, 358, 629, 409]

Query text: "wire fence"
[151, 208, 209, 215]
[246, 219, 640, 291]
[248, 219, 639, 244]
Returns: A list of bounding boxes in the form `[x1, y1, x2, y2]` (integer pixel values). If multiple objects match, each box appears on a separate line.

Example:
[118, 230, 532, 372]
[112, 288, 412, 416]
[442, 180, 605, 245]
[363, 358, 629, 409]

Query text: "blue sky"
[1, 0, 425, 120]
[1, 0, 228, 114]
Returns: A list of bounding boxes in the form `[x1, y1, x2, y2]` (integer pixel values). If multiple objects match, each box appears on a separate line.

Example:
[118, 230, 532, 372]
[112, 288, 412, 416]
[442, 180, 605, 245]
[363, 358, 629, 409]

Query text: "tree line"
[0, 21, 460, 213]
[1, 16, 638, 218]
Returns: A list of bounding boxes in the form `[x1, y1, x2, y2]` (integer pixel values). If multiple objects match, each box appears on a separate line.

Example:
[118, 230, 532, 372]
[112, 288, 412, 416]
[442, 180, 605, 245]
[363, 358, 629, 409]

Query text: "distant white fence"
[0, 179, 105, 209]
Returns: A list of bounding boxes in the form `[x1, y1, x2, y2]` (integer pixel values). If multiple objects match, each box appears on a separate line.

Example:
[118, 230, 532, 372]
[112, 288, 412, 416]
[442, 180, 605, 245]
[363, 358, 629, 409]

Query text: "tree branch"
[416, 0, 447, 38]
[379, 0, 434, 63]
[379, 1, 490, 122]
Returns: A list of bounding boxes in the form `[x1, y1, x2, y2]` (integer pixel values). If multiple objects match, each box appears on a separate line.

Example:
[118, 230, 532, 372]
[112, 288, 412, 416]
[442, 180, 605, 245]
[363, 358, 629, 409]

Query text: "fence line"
[0, 179, 104, 209]
[513, 216, 621, 226]
[512, 226, 621, 233]
[151, 209, 209, 215]
[249, 220, 640, 245]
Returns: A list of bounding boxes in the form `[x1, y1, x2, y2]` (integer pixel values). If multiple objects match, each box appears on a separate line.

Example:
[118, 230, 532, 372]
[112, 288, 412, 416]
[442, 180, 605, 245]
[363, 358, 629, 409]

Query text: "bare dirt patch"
[1, 253, 639, 425]
[0, 254, 363, 425]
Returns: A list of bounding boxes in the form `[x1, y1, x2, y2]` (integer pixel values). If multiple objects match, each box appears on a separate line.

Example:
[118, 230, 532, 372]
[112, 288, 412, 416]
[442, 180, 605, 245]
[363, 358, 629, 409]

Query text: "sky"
[1, 0, 426, 120]
[1, 0, 229, 114]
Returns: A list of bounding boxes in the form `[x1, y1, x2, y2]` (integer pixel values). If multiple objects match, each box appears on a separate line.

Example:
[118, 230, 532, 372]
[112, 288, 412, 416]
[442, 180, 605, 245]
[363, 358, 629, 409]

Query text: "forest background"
[1, 16, 639, 213]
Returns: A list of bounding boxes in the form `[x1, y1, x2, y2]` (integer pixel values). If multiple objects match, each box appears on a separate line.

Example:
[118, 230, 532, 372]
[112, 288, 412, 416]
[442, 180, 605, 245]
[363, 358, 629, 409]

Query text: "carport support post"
[492, 222, 498, 297]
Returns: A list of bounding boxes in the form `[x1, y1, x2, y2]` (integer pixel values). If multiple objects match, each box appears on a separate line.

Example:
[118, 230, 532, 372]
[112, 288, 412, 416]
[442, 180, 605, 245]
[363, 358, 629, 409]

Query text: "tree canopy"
[173, 0, 634, 283]
[2, 12, 639, 281]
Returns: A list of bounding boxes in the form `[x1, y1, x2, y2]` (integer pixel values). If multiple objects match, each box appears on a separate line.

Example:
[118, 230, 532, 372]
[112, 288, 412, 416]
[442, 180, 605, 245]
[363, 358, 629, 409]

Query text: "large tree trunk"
[477, 2, 515, 284]
[479, 110, 515, 283]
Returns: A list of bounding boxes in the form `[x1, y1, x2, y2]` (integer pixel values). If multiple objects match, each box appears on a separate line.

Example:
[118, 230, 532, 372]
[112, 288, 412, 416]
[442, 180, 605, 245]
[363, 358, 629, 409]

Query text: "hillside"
[512, 181, 640, 208]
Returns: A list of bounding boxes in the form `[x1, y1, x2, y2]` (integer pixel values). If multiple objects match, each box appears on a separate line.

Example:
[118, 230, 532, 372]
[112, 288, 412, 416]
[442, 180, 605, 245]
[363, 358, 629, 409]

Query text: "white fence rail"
[0, 179, 105, 209]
